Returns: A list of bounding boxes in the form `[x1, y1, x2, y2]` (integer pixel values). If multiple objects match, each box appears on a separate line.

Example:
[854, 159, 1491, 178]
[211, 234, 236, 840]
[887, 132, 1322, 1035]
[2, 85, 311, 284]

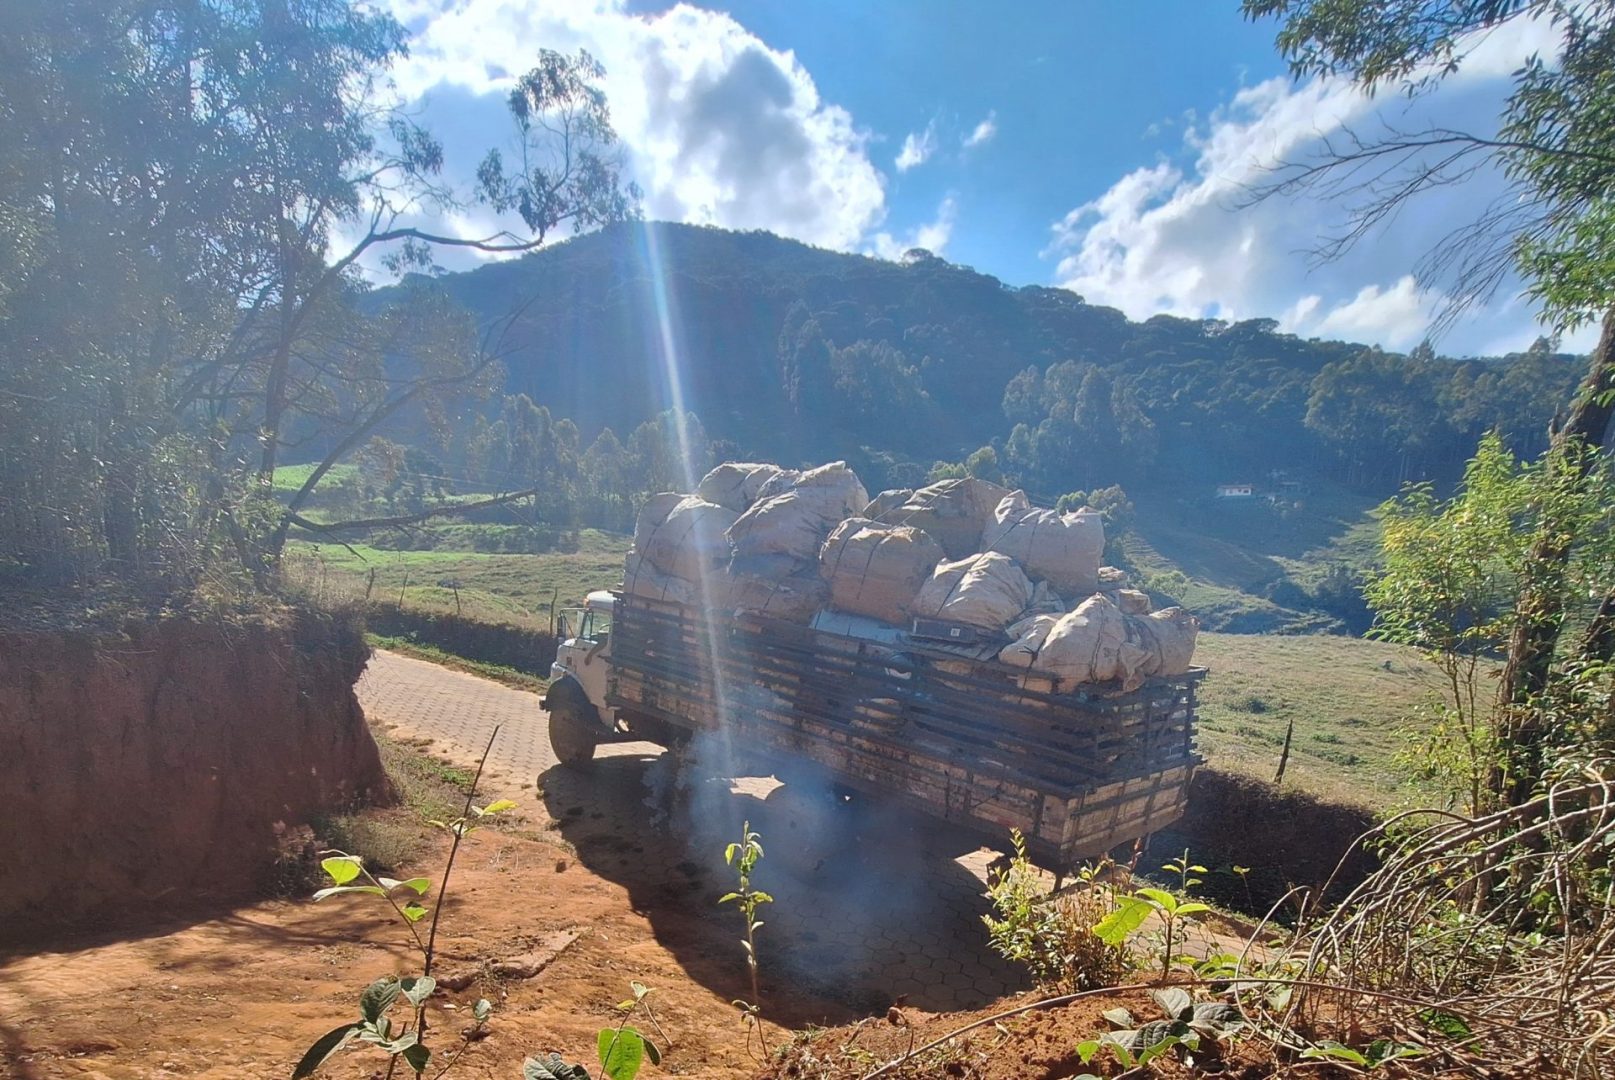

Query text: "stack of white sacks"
[622, 461, 1198, 692]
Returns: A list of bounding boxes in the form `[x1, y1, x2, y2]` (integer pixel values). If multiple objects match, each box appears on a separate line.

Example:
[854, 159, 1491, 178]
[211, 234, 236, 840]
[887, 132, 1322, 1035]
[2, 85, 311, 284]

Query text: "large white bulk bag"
[642, 496, 738, 581]
[1031, 594, 1151, 687]
[622, 552, 696, 606]
[910, 552, 1034, 632]
[727, 461, 869, 564]
[875, 477, 1011, 560]
[981, 491, 1105, 597]
[1131, 606, 1199, 676]
[818, 518, 946, 624]
[753, 467, 804, 502]
[696, 462, 791, 513]
[861, 488, 915, 520]
[631, 492, 685, 553]
[719, 569, 828, 623]
[998, 613, 1060, 668]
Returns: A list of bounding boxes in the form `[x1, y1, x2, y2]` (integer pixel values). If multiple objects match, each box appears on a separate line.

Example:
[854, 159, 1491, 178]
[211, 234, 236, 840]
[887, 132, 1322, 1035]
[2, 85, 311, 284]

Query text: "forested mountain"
[401, 221, 1581, 501]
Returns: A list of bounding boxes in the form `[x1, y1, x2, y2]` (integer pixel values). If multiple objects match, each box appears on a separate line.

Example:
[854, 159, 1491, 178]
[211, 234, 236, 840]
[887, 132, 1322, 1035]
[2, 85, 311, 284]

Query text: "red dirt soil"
[0, 738, 852, 1080]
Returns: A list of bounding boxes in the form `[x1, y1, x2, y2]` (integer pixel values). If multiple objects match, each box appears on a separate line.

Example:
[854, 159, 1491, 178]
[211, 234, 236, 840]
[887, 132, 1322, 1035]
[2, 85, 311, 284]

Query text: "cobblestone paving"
[357, 649, 1025, 1012]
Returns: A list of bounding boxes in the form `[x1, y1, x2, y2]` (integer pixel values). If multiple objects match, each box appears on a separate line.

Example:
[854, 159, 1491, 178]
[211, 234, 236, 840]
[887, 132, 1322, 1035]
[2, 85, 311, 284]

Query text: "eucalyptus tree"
[0, 0, 639, 583]
[1247, 0, 1615, 798]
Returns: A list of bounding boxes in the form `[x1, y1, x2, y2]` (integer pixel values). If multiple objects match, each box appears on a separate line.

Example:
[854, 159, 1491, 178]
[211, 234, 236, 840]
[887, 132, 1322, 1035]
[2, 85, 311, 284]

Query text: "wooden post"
[398, 569, 409, 609]
[1273, 718, 1294, 786]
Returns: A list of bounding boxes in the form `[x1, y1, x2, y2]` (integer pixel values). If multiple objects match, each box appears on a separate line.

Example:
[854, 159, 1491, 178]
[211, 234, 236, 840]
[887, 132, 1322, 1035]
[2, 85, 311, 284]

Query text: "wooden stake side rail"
[605, 593, 1203, 868]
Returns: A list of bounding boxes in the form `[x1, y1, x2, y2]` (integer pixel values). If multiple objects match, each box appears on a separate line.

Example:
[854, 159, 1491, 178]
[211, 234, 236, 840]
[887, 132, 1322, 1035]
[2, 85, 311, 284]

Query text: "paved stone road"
[357, 649, 1025, 1012]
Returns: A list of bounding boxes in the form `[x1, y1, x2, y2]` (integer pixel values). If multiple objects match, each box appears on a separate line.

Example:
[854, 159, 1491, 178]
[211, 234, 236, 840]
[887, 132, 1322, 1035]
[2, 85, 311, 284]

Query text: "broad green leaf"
[478, 799, 518, 815]
[1135, 887, 1178, 908]
[1101, 1006, 1135, 1028]
[1191, 1002, 1244, 1033]
[402, 902, 429, 923]
[718, 892, 740, 904]
[313, 884, 387, 902]
[752, 891, 773, 904]
[1075, 1039, 1101, 1064]
[1419, 1009, 1472, 1039]
[644, 1039, 661, 1066]
[598, 1026, 646, 1080]
[400, 1042, 430, 1073]
[1301, 1041, 1369, 1065]
[1152, 987, 1192, 1021]
[401, 975, 436, 1007]
[1367, 1039, 1427, 1064]
[1092, 896, 1152, 946]
[360, 977, 402, 1023]
[1098, 1032, 1136, 1068]
[321, 856, 362, 885]
[378, 877, 431, 896]
[291, 1023, 357, 1079]
[376, 1030, 419, 1055]
[630, 980, 650, 1001]
[473, 998, 493, 1023]
[1174, 902, 1212, 917]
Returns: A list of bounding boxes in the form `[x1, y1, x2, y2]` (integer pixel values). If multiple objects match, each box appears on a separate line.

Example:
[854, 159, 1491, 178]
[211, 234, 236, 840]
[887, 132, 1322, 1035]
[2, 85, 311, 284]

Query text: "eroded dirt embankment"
[0, 606, 389, 934]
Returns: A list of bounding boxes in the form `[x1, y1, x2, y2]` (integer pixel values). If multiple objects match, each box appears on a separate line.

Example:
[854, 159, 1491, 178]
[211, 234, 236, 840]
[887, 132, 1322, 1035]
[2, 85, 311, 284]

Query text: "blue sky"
[381, 0, 1587, 357]
[693, 1, 1288, 285]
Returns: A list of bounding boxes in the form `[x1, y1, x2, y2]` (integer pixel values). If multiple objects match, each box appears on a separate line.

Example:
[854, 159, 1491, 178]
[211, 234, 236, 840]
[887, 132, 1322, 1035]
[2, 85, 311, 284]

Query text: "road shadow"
[538, 750, 1026, 1024]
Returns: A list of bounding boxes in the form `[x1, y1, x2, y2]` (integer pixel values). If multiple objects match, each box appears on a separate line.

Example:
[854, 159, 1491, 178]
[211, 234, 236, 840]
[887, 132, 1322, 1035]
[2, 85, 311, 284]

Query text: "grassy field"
[285, 529, 631, 629]
[269, 462, 358, 494]
[289, 516, 1438, 810]
[1122, 482, 1383, 633]
[1194, 632, 1442, 808]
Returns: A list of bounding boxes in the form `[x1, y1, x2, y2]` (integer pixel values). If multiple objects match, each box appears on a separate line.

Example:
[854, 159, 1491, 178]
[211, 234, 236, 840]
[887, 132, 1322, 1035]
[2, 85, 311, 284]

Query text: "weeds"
[292, 729, 511, 1078]
[982, 831, 1132, 991]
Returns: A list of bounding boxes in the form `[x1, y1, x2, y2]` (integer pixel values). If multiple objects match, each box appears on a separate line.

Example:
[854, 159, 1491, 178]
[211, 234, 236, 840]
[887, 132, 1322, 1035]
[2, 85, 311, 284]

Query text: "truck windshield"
[580, 610, 612, 642]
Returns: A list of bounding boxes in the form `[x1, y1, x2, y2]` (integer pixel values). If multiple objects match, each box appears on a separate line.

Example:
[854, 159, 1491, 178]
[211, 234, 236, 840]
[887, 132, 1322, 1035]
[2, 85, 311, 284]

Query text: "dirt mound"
[758, 987, 1297, 1079]
[0, 606, 390, 936]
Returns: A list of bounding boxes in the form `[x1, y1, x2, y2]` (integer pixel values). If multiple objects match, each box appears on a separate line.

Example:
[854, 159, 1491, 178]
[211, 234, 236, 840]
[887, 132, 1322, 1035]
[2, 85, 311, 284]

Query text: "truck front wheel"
[547, 700, 599, 768]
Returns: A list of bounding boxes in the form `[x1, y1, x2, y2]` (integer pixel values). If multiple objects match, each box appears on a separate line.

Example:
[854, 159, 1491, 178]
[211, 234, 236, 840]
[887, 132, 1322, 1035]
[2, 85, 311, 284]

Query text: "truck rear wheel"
[548, 700, 598, 768]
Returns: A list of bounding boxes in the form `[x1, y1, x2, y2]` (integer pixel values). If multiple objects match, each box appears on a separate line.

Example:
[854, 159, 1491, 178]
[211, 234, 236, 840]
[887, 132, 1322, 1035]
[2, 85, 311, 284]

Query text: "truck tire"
[547, 699, 598, 768]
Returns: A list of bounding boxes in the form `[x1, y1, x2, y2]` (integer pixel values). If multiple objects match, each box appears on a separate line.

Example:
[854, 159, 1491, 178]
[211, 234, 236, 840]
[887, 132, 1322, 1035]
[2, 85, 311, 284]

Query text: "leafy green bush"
[981, 831, 1132, 992]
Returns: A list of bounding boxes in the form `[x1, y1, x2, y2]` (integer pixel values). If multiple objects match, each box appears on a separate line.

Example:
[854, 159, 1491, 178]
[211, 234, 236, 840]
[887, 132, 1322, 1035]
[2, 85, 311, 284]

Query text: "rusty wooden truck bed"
[605, 591, 1203, 872]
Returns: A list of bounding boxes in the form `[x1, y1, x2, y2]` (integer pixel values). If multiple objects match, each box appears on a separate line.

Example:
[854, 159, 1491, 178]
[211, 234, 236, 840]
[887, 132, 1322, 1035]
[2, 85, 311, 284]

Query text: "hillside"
[400, 221, 1581, 499]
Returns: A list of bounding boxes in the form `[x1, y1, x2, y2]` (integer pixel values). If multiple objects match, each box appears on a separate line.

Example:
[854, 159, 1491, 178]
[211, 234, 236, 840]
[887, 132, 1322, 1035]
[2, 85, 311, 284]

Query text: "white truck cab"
[543, 590, 619, 764]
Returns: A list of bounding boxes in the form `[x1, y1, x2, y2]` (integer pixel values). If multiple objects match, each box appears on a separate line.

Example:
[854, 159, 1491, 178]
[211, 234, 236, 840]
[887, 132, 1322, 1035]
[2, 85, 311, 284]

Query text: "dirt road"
[357, 650, 1023, 1010]
[0, 649, 1022, 1079]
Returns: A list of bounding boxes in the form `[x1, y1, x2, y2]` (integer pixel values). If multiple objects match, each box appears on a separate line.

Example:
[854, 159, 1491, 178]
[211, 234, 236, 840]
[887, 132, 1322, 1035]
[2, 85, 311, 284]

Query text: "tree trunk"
[1494, 306, 1615, 802]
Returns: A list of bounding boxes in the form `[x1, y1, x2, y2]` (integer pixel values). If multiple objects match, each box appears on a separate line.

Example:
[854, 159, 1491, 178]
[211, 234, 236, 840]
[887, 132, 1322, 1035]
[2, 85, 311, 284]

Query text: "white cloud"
[1046, 17, 1572, 354]
[868, 195, 958, 260]
[895, 120, 938, 172]
[963, 111, 997, 149]
[380, 0, 886, 254]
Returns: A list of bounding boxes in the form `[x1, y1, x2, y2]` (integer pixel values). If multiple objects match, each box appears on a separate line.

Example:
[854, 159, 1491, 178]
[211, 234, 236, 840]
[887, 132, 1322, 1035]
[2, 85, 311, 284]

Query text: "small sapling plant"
[720, 820, 771, 1058]
[1074, 987, 1246, 1076]
[292, 729, 511, 1078]
[526, 980, 664, 1080]
[721, 819, 771, 1007]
